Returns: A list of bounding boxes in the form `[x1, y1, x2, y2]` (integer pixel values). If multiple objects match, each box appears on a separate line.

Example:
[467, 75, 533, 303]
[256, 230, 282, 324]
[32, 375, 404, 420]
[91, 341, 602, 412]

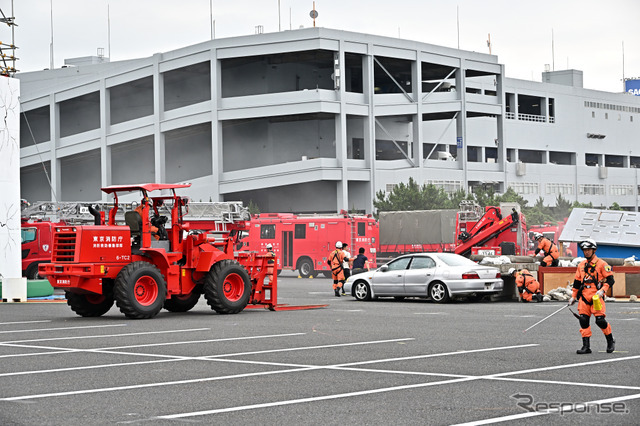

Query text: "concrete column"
[153, 53, 166, 184]
[336, 40, 348, 212]
[100, 77, 110, 200]
[412, 54, 423, 170]
[0, 77, 26, 301]
[211, 48, 222, 201]
[364, 46, 376, 213]
[455, 59, 468, 191]
[50, 95, 61, 201]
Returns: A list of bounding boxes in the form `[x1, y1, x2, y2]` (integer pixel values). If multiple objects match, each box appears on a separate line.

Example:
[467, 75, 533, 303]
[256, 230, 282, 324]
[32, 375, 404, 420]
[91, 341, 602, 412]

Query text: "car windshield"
[435, 253, 477, 267]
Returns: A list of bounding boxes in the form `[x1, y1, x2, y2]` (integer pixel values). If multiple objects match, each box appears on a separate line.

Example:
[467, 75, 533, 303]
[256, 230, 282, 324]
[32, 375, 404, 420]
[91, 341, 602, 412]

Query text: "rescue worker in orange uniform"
[509, 268, 543, 302]
[134, 198, 160, 240]
[329, 241, 346, 297]
[533, 232, 559, 267]
[568, 239, 616, 354]
[265, 243, 276, 283]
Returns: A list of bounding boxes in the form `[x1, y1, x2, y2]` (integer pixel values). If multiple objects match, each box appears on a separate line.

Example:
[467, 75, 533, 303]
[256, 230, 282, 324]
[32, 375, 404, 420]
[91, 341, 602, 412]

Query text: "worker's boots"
[334, 288, 341, 297]
[605, 333, 615, 353]
[576, 337, 591, 354]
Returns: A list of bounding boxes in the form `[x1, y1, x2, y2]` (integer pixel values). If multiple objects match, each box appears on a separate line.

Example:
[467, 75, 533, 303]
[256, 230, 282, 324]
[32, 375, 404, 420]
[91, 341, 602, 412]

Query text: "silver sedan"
[343, 252, 503, 303]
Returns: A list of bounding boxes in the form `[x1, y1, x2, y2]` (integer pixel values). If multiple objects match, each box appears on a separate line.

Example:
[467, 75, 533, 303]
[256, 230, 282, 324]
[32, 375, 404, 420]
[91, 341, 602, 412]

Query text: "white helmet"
[335, 241, 343, 248]
[266, 243, 273, 249]
[579, 239, 597, 250]
[508, 267, 516, 276]
[532, 232, 543, 240]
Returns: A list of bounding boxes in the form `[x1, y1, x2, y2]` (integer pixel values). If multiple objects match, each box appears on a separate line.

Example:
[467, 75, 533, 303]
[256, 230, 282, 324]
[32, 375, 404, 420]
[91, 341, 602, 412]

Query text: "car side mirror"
[380, 265, 388, 272]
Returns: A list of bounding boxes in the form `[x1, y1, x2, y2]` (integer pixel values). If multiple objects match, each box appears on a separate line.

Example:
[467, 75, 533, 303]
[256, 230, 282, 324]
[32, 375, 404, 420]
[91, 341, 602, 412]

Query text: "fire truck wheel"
[163, 289, 201, 312]
[65, 285, 114, 317]
[203, 259, 251, 314]
[26, 263, 43, 280]
[114, 261, 167, 319]
[429, 281, 450, 303]
[297, 258, 314, 278]
[353, 281, 372, 301]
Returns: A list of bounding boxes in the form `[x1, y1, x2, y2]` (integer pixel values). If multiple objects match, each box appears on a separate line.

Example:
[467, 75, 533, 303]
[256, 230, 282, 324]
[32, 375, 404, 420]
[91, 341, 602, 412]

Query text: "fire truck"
[240, 211, 379, 278]
[455, 201, 528, 258]
[37, 183, 277, 319]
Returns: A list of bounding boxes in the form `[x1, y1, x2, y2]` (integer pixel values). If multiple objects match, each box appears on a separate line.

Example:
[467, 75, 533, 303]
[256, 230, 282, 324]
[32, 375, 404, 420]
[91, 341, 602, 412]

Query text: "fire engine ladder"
[21, 201, 126, 224]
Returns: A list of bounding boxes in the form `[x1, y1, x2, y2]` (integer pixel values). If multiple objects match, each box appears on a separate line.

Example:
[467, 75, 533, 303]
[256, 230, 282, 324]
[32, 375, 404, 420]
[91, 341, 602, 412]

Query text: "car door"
[403, 255, 437, 296]
[371, 256, 411, 295]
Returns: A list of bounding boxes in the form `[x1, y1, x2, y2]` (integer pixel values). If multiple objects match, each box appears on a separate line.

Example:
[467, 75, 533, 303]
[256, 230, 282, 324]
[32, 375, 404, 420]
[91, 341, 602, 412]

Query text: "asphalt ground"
[0, 272, 638, 425]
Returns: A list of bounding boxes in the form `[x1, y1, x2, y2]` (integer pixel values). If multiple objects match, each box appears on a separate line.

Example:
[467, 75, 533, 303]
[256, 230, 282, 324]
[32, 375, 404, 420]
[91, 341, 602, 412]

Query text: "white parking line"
[0, 338, 415, 401]
[339, 344, 538, 367]
[94, 332, 305, 351]
[0, 328, 210, 344]
[157, 376, 479, 419]
[153, 346, 638, 420]
[0, 324, 128, 334]
[451, 392, 640, 425]
[0, 320, 52, 325]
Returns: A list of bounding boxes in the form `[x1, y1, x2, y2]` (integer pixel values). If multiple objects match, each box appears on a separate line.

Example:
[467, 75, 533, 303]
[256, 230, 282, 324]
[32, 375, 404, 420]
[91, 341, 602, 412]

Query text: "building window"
[592, 111, 595, 118]
[610, 185, 633, 196]
[579, 184, 605, 195]
[427, 180, 463, 194]
[386, 183, 397, 193]
[510, 182, 539, 195]
[546, 183, 574, 195]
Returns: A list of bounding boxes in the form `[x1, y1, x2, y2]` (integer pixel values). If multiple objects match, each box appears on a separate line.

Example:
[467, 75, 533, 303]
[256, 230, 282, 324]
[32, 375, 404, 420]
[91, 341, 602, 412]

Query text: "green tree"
[373, 178, 452, 214]
[247, 199, 260, 216]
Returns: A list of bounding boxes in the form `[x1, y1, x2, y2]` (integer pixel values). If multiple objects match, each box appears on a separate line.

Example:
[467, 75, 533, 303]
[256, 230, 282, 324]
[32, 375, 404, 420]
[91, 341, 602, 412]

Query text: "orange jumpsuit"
[265, 249, 275, 282]
[536, 237, 559, 266]
[572, 255, 614, 337]
[134, 204, 159, 239]
[515, 269, 541, 302]
[329, 249, 346, 290]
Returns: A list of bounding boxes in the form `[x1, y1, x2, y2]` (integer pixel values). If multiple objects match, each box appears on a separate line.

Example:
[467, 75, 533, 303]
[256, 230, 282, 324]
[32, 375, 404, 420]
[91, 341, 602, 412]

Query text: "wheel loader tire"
[163, 289, 201, 312]
[65, 281, 114, 317]
[114, 261, 167, 319]
[203, 259, 251, 314]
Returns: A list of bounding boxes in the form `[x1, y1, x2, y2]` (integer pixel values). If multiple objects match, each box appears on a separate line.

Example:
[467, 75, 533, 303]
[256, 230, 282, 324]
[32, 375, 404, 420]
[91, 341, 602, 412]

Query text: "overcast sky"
[4, 0, 639, 93]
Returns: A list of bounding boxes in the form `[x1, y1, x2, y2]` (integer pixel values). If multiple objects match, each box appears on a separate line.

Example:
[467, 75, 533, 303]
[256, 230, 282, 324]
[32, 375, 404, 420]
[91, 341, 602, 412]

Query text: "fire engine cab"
[241, 211, 378, 278]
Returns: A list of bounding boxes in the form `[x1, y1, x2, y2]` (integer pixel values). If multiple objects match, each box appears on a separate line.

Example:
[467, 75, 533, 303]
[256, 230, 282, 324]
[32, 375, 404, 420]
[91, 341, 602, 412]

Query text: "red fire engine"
[241, 211, 379, 278]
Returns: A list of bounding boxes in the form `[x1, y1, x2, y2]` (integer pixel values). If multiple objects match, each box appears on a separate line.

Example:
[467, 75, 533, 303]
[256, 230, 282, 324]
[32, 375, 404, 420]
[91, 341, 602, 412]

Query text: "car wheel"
[297, 258, 314, 278]
[354, 281, 371, 301]
[429, 282, 450, 303]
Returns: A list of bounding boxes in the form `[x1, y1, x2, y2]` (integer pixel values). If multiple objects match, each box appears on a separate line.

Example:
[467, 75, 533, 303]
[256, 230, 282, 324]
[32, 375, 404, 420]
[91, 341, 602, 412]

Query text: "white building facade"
[17, 28, 640, 213]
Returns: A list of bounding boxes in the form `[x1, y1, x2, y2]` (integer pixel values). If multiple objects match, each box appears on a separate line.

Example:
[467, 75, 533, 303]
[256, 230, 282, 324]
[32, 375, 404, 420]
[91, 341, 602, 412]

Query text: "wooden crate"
[538, 266, 640, 297]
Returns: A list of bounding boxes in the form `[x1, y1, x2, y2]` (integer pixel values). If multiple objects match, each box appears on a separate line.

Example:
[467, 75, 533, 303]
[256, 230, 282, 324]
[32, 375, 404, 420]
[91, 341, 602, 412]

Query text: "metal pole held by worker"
[523, 304, 569, 333]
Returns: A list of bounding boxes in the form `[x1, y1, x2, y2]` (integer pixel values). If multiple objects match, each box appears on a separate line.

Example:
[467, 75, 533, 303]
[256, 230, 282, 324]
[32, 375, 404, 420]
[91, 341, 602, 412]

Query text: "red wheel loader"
[39, 183, 276, 319]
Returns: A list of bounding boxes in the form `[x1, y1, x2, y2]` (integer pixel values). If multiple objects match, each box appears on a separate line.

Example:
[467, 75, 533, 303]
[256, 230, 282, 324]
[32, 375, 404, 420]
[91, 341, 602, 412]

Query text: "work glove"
[568, 297, 576, 306]
[596, 289, 605, 298]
